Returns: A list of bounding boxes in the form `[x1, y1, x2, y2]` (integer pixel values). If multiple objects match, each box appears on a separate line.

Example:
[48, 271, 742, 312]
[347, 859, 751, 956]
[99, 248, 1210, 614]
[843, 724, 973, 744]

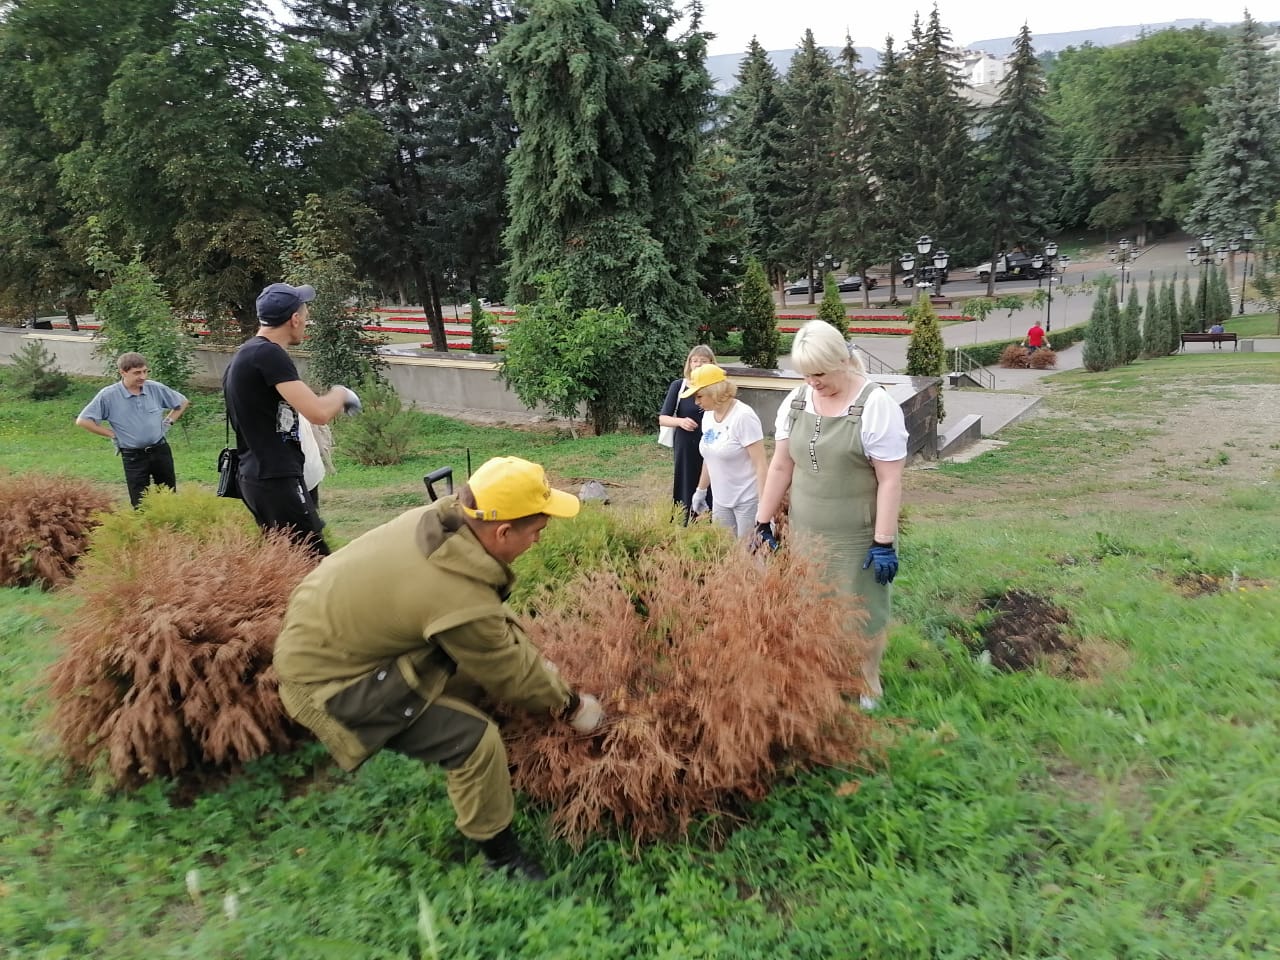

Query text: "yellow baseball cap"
[466, 456, 580, 521]
[678, 363, 727, 398]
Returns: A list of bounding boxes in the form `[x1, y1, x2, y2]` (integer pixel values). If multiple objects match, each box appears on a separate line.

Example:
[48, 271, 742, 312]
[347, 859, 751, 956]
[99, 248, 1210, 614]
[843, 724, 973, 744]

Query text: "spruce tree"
[776, 30, 839, 303]
[828, 35, 880, 305]
[498, 0, 713, 429]
[1187, 12, 1280, 240]
[980, 24, 1054, 296]
[818, 273, 847, 336]
[738, 257, 780, 370]
[1140, 272, 1166, 358]
[469, 296, 495, 355]
[1212, 264, 1233, 322]
[868, 36, 913, 300]
[723, 38, 788, 286]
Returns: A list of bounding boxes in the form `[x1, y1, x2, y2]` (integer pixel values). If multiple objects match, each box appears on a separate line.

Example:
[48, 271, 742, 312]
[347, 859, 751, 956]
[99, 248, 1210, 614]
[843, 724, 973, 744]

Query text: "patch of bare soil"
[1171, 571, 1270, 598]
[973, 590, 1078, 673]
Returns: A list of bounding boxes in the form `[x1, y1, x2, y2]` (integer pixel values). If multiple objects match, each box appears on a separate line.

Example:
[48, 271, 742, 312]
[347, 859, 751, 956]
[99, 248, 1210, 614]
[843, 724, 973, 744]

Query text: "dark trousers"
[120, 441, 176, 508]
[238, 474, 330, 556]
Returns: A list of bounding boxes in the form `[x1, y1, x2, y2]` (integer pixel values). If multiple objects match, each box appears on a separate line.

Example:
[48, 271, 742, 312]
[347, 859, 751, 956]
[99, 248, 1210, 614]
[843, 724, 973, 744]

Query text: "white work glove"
[569, 694, 604, 733]
[340, 386, 362, 415]
[690, 488, 709, 515]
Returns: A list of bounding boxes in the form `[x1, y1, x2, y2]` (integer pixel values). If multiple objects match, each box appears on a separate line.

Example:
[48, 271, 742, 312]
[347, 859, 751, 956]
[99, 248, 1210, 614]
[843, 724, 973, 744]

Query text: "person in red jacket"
[1025, 321, 1047, 353]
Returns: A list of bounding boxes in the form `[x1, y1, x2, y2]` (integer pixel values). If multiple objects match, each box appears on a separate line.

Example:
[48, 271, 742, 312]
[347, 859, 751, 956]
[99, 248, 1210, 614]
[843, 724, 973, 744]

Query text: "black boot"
[477, 827, 547, 881]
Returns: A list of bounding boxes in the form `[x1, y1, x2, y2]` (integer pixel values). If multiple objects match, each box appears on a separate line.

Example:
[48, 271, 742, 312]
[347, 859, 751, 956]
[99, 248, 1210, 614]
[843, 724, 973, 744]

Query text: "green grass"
[1221, 313, 1280, 337]
[2, 354, 1279, 957]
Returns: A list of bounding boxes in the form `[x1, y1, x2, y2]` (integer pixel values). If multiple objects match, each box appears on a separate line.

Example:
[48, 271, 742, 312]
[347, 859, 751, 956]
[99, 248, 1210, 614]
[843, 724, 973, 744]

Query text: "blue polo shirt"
[78, 380, 187, 449]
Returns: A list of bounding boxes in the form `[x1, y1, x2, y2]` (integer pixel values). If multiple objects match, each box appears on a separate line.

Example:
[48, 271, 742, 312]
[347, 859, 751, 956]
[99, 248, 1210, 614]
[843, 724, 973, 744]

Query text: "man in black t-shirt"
[223, 282, 362, 555]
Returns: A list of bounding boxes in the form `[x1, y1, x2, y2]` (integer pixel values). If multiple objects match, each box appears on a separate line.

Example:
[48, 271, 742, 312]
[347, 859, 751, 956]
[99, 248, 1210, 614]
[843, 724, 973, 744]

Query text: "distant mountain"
[706, 18, 1257, 92]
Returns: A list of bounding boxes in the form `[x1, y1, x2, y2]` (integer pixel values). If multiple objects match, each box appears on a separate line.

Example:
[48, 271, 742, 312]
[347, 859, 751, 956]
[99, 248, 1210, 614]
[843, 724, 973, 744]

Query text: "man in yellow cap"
[274, 456, 604, 880]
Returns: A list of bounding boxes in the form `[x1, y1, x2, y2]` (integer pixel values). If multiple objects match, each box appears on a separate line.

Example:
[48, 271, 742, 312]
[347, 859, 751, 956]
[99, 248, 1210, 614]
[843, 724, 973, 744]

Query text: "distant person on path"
[274, 456, 604, 881]
[659, 344, 715, 523]
[682, 364, 767, 537]
[1025, 321, 1047, 353]
[222, 282, 361, 556]
[754, 321, 908, 711]
[75, 352, 189, 508]
[1209, 321, 1225, 347]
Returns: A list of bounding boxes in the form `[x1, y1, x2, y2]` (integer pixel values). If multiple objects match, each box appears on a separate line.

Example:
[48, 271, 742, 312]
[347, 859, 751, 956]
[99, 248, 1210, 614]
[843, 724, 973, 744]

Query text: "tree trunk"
[413, 264, 449, 352]
[428, 273, 449, 351]
[65, 305, 79, 332]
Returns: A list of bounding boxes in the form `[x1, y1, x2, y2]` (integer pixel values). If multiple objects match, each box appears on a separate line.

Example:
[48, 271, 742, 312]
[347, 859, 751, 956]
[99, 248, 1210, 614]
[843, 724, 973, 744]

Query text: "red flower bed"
[779, 325, 913, 335]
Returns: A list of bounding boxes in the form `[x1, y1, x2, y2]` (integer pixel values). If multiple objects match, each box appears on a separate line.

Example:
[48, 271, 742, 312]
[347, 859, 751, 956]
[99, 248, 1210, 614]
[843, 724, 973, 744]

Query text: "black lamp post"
[1107, 237, 1135, 308]
[1230, 230, 1256, 315]
[1186, 234, 1227, 331]
[1032, 241, 1070, 333]
[899, 235, 946, 301]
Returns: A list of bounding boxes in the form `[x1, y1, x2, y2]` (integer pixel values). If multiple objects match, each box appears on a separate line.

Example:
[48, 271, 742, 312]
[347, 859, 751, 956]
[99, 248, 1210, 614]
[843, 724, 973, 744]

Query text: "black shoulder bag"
[216, 413, 241, 499]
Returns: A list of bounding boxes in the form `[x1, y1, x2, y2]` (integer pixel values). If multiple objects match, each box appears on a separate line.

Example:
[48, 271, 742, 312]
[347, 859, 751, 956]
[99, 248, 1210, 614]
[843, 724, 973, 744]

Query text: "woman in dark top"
[658, 344, 715, 524]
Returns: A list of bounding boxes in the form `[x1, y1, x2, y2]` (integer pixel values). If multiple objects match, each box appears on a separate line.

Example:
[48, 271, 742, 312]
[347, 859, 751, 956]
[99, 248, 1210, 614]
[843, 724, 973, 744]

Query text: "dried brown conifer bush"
[999, 344, 1031, 368]
[1028, 347, 1058, 369]
[47, 526, 317, 785]
[0, 473, 113, 589]
[505, 527, 875, 847]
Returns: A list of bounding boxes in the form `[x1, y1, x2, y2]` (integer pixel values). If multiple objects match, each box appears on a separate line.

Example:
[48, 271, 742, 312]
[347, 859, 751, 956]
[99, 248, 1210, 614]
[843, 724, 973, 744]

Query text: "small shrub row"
[998, 345, 1059, 369]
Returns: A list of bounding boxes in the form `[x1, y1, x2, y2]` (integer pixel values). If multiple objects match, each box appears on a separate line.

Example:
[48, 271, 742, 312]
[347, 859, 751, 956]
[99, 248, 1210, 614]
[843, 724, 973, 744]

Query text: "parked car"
[902, 266, 949, 287]
[786, 275, 878, 295]
[973, 252, 1043, 282]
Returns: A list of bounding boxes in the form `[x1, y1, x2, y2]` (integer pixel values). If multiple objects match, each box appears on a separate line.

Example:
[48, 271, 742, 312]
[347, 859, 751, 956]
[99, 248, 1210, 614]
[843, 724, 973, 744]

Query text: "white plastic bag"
[658, 425, 675, 448]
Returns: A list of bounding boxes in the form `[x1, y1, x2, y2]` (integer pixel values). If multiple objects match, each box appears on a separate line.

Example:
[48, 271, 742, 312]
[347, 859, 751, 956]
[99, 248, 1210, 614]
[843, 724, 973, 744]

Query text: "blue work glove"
[340, 386, 362, 415]
[754, 521, 779, 553]
[862, 542, 898, 585]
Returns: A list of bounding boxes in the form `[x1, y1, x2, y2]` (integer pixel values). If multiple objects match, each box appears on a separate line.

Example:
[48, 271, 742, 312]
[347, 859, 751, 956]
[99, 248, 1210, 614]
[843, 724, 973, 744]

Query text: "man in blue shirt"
[76, 352, 190, 507]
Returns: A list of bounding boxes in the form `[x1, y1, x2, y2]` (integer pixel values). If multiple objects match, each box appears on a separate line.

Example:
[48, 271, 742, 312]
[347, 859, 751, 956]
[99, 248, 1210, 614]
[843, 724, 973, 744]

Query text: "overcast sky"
[691, 1, 1264, 55]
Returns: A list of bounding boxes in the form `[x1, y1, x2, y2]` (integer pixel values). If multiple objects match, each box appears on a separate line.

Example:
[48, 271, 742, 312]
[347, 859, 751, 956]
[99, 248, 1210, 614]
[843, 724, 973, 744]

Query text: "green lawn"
[2, 354, 1279, 957]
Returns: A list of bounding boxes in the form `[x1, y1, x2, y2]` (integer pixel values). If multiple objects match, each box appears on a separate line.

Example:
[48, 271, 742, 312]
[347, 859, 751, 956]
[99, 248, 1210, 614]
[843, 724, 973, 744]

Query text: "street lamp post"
[1231, 230, 1256, 315]
[1032, 241, 1070, 333]
[1186, 234, 1227, 331]
[898, 235, 946, 302]
[1107, 238, 1135, 307]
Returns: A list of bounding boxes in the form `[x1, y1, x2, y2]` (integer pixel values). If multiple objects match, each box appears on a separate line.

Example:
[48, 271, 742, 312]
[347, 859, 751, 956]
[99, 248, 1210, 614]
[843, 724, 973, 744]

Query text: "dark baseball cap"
[255, 283, 316, 326]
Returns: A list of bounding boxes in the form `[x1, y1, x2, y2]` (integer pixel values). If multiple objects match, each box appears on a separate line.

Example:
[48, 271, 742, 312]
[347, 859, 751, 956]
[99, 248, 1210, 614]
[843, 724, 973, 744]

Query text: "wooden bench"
[1179, 332, 1238, 352]
[929, 296, 954, 310]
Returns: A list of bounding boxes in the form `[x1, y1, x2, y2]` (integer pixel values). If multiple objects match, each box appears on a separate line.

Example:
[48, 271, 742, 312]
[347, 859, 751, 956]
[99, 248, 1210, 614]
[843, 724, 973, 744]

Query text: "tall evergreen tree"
[1182, 271, 1199, 334]
[894, 9, 981, 263]
[1211, 263, 1233, 323]
[905, 296, 945, 420]
[738, 256, 780, 369]
[1191, 269, 1209, 332]
[722, 37, 788, 287]
[1161, 276, 1181, 355]
[828, 34, 879, 305]
[867, 35, 913, 301]
[498, 0, 713, 430]
[818, 272, 847, 336]
[776, 30, 838, 304]
[980, 24, 1054, 297]
[1140, 271, 1166, 358]
[1187, 12, 1280, 240]
[288, 0, 516, 350]
[1121, 281, 1142, 363]
[1083, 278, 1113, 371]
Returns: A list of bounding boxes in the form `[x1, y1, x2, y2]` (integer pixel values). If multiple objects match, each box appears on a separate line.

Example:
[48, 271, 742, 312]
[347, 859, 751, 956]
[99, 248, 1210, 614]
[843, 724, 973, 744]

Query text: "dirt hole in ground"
[973, 590, 1077, 673]
[1171, 571, 1270, 598]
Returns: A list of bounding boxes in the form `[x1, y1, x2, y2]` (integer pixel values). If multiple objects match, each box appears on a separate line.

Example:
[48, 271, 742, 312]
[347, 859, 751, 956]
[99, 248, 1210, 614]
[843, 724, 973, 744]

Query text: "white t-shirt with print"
[698, 400, 765, 507]
[773, 384, 908, 462]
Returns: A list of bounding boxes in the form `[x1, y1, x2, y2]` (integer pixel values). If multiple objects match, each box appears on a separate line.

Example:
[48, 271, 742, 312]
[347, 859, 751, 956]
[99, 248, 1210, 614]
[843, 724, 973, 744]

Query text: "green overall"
[787, 380, 892, 648]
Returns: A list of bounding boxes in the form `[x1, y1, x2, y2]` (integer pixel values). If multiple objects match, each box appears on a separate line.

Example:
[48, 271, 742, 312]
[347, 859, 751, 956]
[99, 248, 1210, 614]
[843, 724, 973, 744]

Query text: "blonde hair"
[789, 321, 866, 377]
[695, 379, 737, 405]
[683, 344, 716, 380]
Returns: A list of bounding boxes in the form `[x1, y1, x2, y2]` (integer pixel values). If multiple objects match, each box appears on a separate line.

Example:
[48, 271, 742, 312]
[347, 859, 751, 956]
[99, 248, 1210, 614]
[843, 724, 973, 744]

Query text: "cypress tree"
[1182, 271, 1200, 334]
[1083, 279, 1112, 371]
[738, 256, 780, 370]
[818, 272, 847, 336]
[1192, 269, 1210, 332]
[1103, 281, 1123, 367]
[1212, 264, 1233, 322]
[1161, 277, 1181, 356]
[906, 296, 946, 420]
[1140, 272, 1166, 358]
[1121, 282, 1142, 363]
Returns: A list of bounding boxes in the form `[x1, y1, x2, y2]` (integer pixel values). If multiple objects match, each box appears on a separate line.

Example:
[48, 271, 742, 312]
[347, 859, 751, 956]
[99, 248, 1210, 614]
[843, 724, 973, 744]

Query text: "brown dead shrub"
[47, 526, 317, 785]
[0, 473, 113, 589]
[999, 344, 1031, 368]
[1028, 348, 1058, 369]
[505, 529, 876, 847]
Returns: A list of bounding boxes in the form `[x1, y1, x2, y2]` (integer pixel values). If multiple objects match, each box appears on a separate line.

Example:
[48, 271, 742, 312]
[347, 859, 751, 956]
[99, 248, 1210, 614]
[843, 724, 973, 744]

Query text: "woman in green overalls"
[754, 321, 908, 710]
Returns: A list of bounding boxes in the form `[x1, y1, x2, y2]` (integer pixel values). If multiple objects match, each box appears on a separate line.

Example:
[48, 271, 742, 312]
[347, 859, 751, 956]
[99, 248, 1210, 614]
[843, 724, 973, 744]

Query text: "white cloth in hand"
[569, 694, 604, 733]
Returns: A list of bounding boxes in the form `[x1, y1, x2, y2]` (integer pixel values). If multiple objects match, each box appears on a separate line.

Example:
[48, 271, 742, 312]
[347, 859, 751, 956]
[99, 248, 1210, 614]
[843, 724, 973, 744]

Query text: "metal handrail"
[850, 342, 898, 375]
[950, 347, 995, 390]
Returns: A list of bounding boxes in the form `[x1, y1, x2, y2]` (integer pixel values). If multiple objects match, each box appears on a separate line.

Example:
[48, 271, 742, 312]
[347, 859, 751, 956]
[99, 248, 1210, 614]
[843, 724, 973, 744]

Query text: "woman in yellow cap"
[681, 364, 767, 538]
